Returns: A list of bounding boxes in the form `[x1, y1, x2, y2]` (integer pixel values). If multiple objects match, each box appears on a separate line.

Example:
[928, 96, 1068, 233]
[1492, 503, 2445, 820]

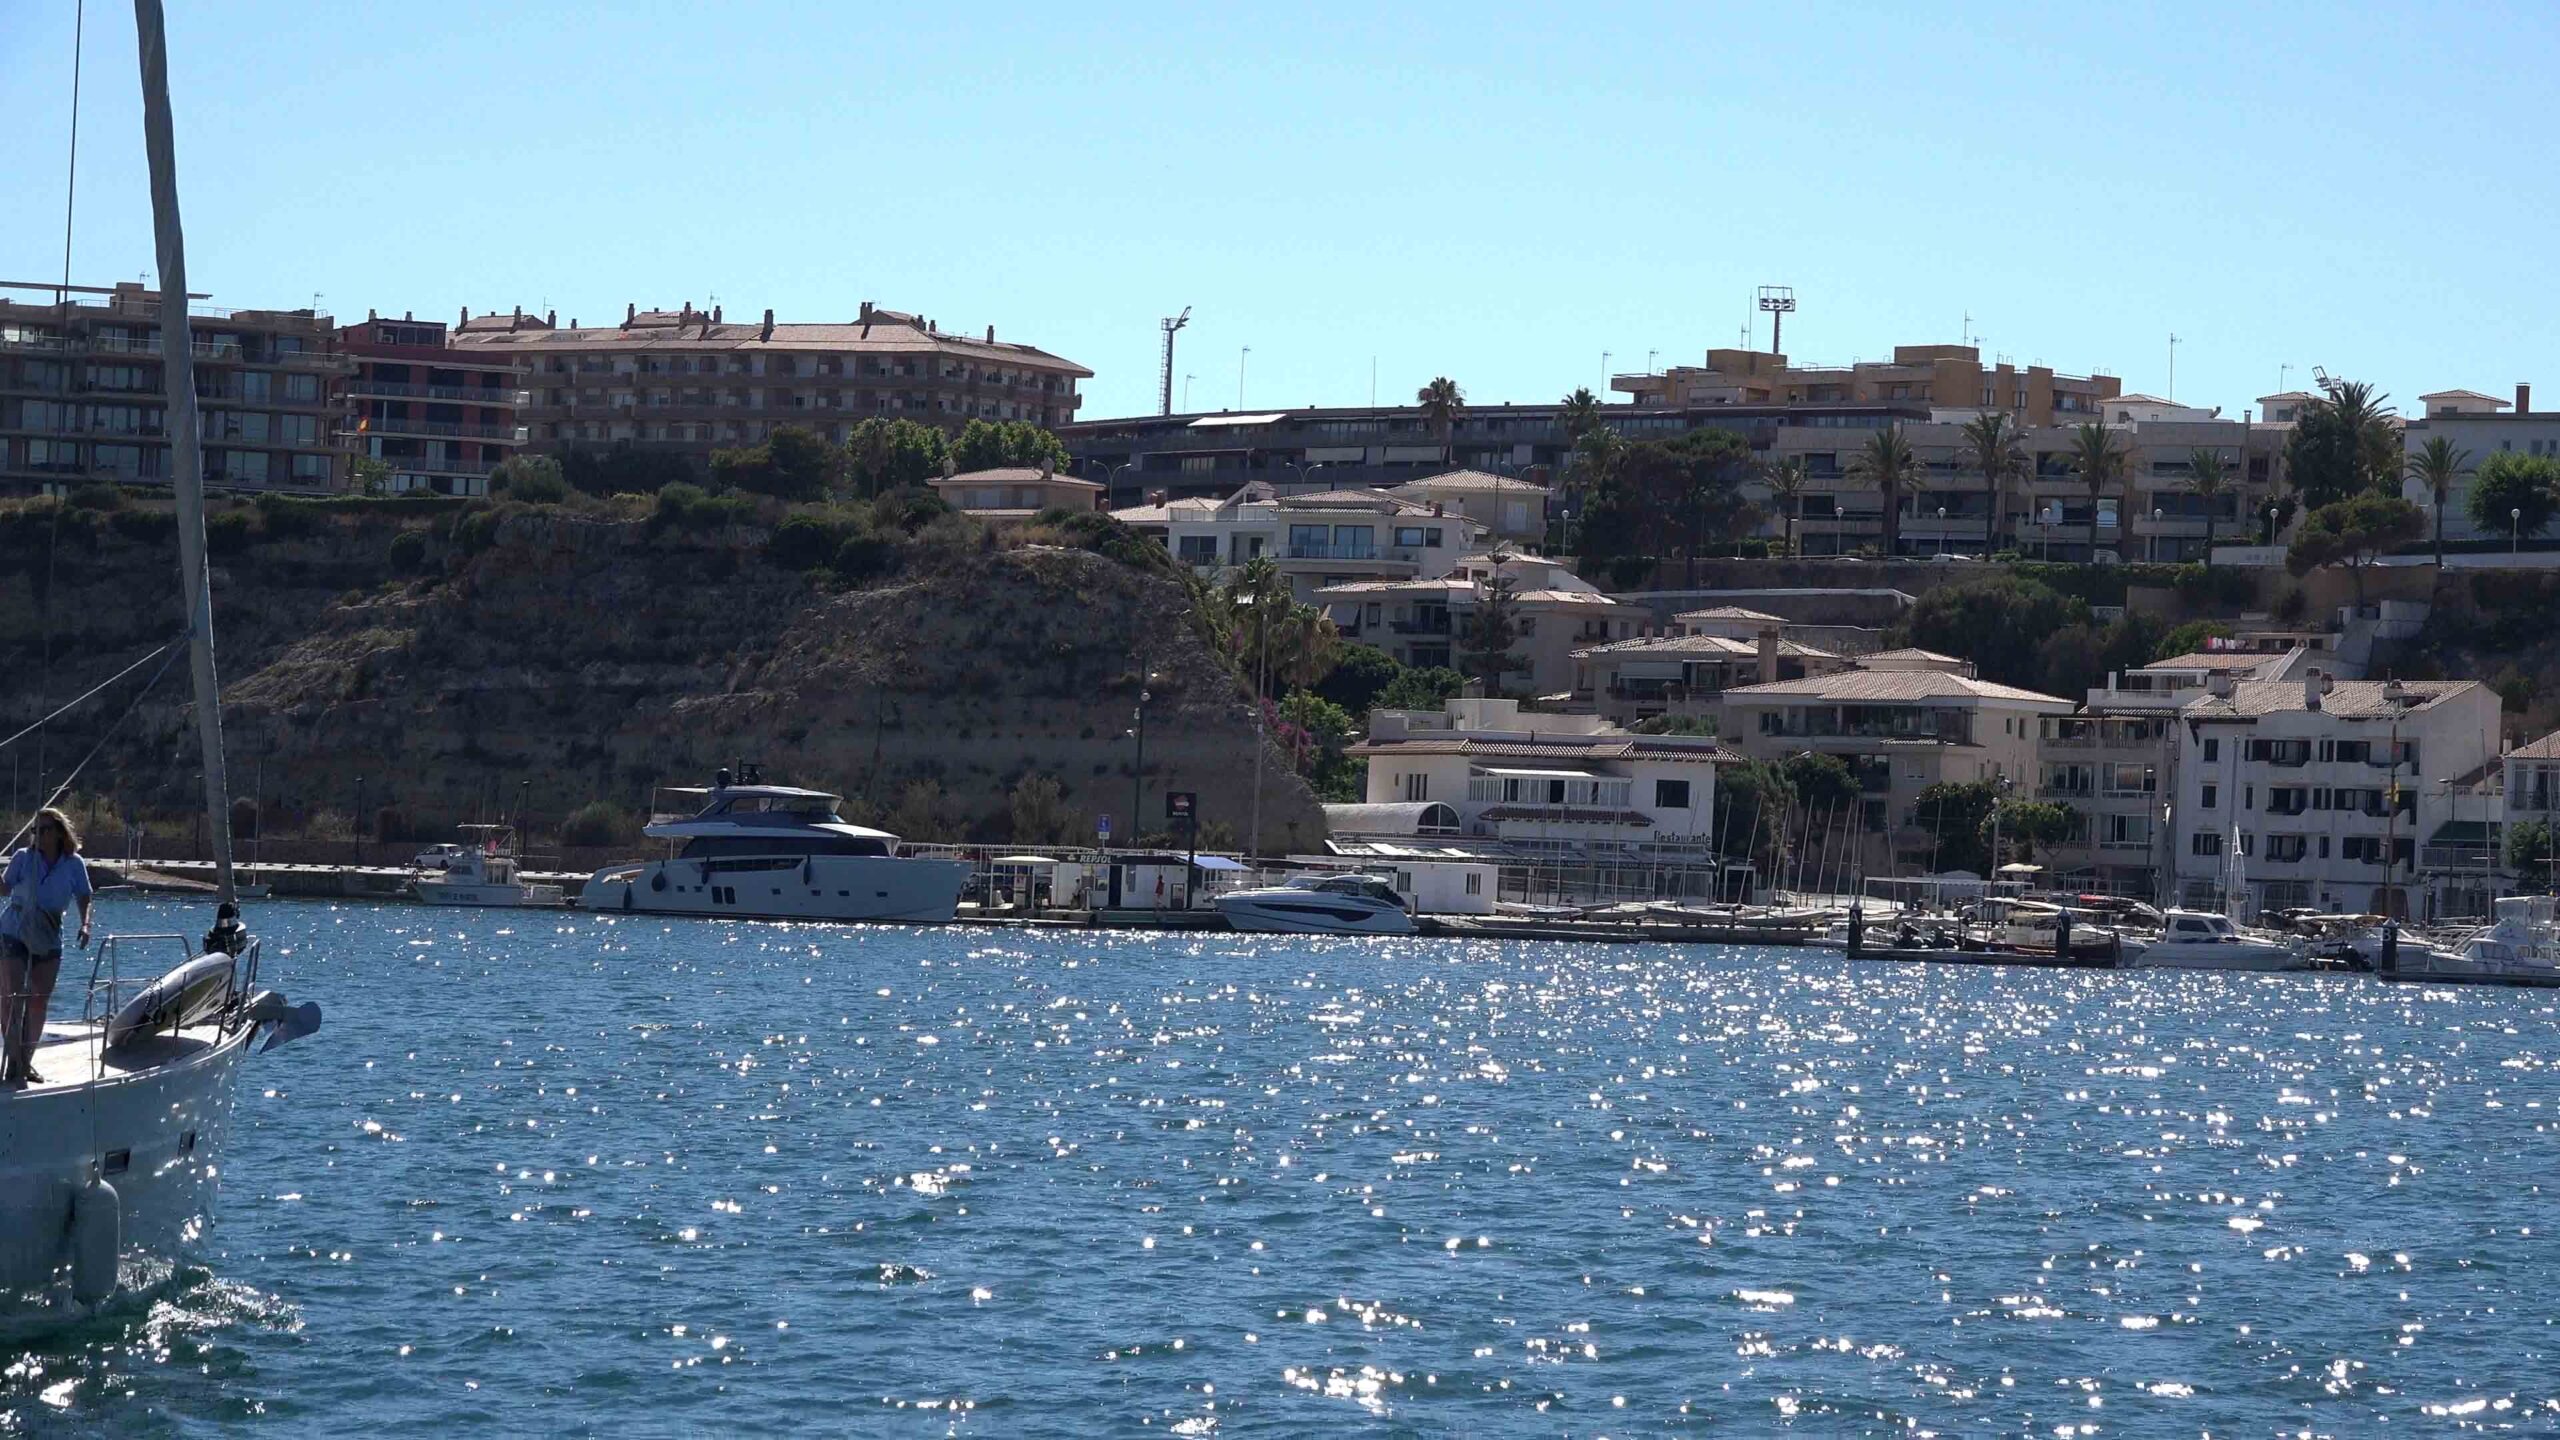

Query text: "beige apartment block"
[448, 301, 1087, 472]
[1615, 343, 2120, 427]
[0, 280, 347, 493]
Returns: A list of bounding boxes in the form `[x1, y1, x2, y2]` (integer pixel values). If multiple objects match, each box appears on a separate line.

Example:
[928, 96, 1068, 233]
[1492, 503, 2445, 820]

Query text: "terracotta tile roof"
[936, 467, 1100, 488]
[2182, 678, 2482, 720]
[2510, 731, 2560, 760]
[1347, 737, 1738, 765]
[1721, 670, 2074, 707]
[449, 309, 1090, 376]
[1675, 606, 1785, 623]
[2142, 651, 2285, 672]
[1858, 647, 1967, 665]
[1574, 634, 1839, 659]
[1390, 469, 1548, 494]
[1278, 487, 1438, 513]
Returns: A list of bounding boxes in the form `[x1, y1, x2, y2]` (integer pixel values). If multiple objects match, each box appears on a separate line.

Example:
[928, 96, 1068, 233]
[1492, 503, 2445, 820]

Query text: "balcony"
[380, 455, 498, 476]
[355, 418, 525, 442]
[345, 379, 525, 404]
[1285, 543, 1424, 563]
[1388, 617, 1453, 635]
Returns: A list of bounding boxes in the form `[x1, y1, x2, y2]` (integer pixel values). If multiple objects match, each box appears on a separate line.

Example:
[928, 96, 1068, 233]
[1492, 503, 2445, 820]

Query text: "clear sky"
[6, 2, 2557, 423]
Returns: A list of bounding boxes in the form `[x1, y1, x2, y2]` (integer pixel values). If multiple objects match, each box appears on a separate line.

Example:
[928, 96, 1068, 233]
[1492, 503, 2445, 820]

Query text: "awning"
[1189, 412, 1288, 428]
[989, 854, 1060, 866]
[1190, 855, 1251, 871]
[1478, 766, 1600, 780]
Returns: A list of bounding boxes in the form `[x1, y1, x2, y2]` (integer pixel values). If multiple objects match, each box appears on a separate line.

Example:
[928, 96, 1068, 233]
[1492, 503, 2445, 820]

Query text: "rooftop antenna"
[1646, 348, 1659, 374]
[1962, 310, 1972, 347]
[1158, 306, 1190, 415]
[2167, 332, 2179, 400]
[2312, 365, 2337, 397]
[1756, 285, 1796, 355]
[2279, 362, 2292, 394]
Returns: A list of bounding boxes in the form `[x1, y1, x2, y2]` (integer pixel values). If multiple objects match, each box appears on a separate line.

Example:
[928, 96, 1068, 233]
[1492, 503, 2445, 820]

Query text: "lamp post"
[352, 774, 366, 865]
[2514, 507, 2524, 556]
[2266, 506, 2277, 546]
[1286, 460, 1328, 493]
[2152, 505, 2163, 562]
[1086, 459, 1133, 496]
[1936, 505, 1947, 558]
[1128, 662, 1158, 845]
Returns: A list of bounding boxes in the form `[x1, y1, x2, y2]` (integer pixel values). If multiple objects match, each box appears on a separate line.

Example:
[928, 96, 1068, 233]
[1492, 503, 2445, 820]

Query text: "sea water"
[4, 898, 2554, 1435]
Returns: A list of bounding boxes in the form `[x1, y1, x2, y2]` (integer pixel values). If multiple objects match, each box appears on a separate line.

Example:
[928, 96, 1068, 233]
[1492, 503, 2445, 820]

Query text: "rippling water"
[6, 898, 2556, 1435]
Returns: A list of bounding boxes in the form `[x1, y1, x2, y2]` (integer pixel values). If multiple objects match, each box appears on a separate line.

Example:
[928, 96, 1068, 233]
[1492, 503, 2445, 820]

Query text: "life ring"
[106, 954, 233, 1052]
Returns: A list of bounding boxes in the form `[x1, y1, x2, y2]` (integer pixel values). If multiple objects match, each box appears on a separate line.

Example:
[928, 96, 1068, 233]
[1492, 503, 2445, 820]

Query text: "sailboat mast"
[133, 0, 236, 903]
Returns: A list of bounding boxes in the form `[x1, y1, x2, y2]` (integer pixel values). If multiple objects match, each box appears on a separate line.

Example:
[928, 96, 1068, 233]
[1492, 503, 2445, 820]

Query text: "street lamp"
[1086, 458, 1133, 497]
[2514, 506, 2524, 556]
[1936, 505, 1947, 558]
[1286, 460, 1328, 491]
[2152, 506, 2163, 562]
[2266, 506, 2277, 546]
[1128, 663, 1160, 843]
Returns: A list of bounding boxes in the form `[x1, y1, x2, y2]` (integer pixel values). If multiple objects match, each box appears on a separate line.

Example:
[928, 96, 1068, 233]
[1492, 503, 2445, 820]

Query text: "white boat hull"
[580, 853, 971, 924]
[0, 1018, 251, 1324]
[1216, 893, 1416, 935]
[2132, 944, 2313, 972]
[415, 880, 565, 908]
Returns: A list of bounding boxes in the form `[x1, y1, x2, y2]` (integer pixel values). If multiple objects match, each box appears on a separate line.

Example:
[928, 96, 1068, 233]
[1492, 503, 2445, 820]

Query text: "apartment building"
[1152, 485, 1487, 604]
[0, 280, 346, 493]
[1571, 625, 1853, 725]
[1320, 552, 1630, 695]
[1350, 698, 1731, 870]
[1757, 411, 2283, 560]
[1718, 662, 2076, 876]
[2169, 673, 2500, 919]
[1614, 343, 2121, 428]
[2397, 384, 2560, 543]
[1385, 470, 1549, 544]
[447, 301, 1087, 473]
[338, 311, 525, 496]
[1062, 400, 1921, 507]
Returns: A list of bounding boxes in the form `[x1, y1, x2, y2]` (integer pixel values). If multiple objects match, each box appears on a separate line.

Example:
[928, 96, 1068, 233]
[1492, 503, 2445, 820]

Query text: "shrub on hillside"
[256, 491, 325, 539]
[650, 482, 755, 536]
[832, 531, 901, 583]
[561, 800, 633, 847]
[68, 482, 128, 512]
[386, 528, 430, 575]
[205, 509, 256, 556]
[768, 513, 849, 569]
[490, 454, 571, 504]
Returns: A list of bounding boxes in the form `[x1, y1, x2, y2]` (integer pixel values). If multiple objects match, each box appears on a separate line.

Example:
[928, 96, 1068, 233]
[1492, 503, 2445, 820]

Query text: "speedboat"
[2127, 909, 2312, 971]
[1215, 873, 1415, 934]
[2380, 895, 2560, 987]
[411, 825, 565, 908]
[578, 770, 970, 923]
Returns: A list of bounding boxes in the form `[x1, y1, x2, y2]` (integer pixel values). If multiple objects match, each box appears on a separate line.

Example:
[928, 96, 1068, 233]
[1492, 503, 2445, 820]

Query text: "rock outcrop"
[0, 503, 1323, 852]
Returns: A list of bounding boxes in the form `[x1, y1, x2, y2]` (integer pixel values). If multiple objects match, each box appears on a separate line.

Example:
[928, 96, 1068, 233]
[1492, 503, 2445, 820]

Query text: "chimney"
[626, 302, 638, 326]
[545, 309, 555, 327]
[2305, 670, 2323, 711]
[2519, 382, 2533, 415]
[367, 308, 377, 321]
[458, 306, 468, 327]
[712, 304, 721, 323]
[760, 308, 775, 342]
[860, 301, 873, 322]
[986, 324, 995, 342]
[404, 310, 414, 322]
[1757, 627, 1780, 685]
[2208, 671, 2237, 699]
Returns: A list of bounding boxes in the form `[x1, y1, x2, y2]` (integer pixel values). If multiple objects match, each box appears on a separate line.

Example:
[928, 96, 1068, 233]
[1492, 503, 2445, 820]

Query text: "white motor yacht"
[2127, 909, 2313, 972]
[2382, 895, 2560, 987]
[1215, 873, 1416, 935]
[412, 825, 565, 908]
[579, 772, 970, 923]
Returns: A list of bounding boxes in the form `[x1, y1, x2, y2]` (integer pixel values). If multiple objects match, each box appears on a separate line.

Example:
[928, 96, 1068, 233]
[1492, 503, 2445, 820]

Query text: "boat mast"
[133, 0, 235, 903]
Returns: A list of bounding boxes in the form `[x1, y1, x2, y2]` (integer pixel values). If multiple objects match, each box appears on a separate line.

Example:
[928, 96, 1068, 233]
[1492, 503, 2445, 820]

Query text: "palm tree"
[2066, 422, 2126, 561]
[1846, 424, 1918, 556]
[1222, 557, 1292, 697]
[1274, 602, 1342, 693]
[2406, 435, 2472, 569]
[1959, 411, 2026, 554]
[2324, 380, 2402, 494]
[2184, 446, 2233, 568]
[1560, 387, 1603, 442]
[1417, 377, 1464, 468]
[1763, 456, 1811, 557]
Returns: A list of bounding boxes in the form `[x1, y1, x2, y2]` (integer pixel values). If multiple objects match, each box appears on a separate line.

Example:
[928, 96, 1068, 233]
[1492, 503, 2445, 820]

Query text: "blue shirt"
[0, 847, 92, 947]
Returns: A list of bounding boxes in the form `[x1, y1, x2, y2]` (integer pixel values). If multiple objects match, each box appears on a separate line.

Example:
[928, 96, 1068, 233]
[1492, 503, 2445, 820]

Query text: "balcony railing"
[357, 419, 525, 441]
[1286, 543, 1424, 563]
[345, 379, 525, 404]
[380, 455, 498, 476]
[1388, 617, 1452, 635]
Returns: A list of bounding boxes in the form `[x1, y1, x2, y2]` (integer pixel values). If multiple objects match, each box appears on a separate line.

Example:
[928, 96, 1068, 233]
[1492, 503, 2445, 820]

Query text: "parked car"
[413, 842, 469, 871]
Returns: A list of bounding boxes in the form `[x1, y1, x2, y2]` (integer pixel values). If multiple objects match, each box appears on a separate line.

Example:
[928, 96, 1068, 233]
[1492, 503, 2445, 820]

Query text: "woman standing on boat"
[0, 808, 93, 1085]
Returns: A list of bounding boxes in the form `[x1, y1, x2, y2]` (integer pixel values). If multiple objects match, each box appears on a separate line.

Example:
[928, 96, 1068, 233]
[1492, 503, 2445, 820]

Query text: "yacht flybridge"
[580, 770, 971, 923]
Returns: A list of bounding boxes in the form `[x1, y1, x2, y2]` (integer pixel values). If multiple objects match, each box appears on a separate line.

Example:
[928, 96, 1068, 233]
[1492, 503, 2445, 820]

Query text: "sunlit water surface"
[5, 898, 2555, 1436]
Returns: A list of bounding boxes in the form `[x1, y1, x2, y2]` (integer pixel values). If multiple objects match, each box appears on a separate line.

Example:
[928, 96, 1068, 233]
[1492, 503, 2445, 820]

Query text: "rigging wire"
[0, 635, 184, 758]
[40, 1, 88, 797]
[1, 634, 186, 857]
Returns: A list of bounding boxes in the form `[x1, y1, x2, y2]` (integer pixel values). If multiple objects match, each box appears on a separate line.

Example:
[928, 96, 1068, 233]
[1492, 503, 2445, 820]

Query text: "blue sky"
[5, 2, 2557, 422]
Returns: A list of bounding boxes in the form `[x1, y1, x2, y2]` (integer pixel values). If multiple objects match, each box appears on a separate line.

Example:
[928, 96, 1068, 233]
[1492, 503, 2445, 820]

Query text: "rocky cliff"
[0, 500, 1324, 852]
